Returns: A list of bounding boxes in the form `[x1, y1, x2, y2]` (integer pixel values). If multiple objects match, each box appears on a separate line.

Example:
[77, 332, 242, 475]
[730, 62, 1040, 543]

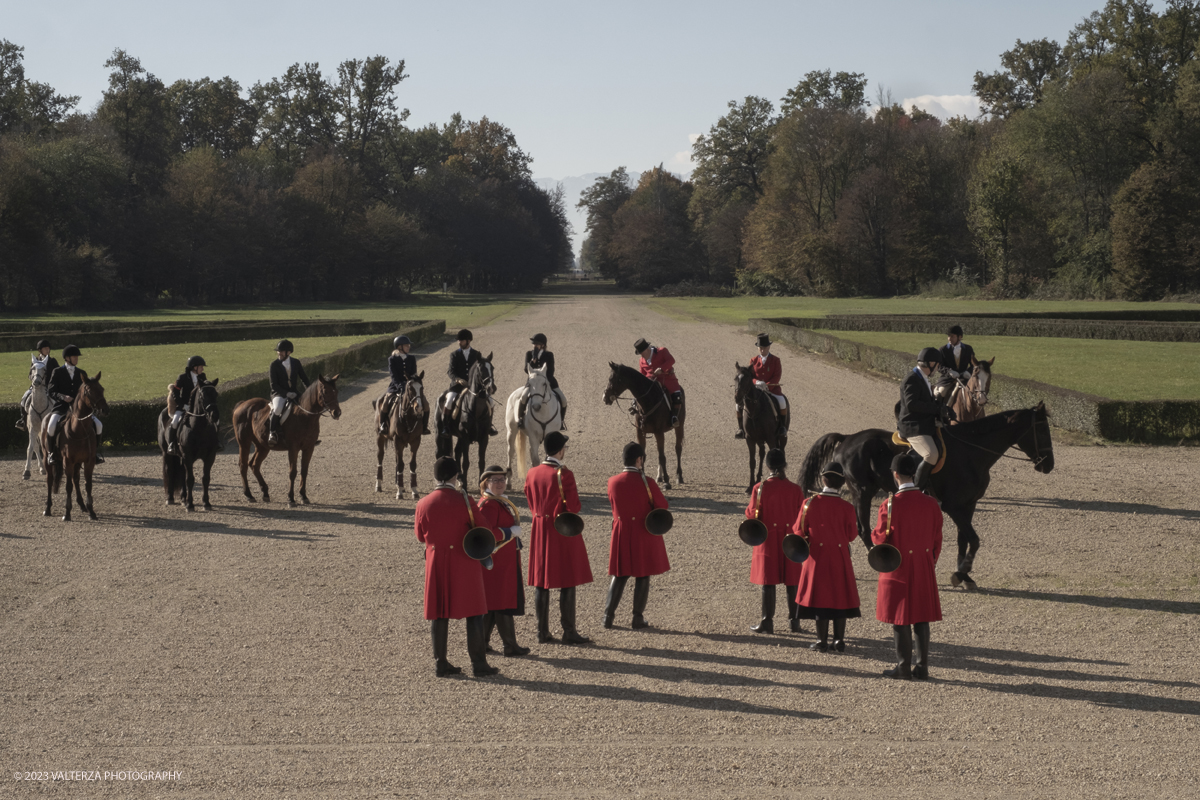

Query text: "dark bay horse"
[42, 372, 109, 521]
[374, 372, 428, 499]
[157, 378, 221, 511]
[232, 374, 341, 507]
[800, 402, 1054, 590]
[435, 356, 496, 486]
[734, 363, 785, 494]
[949, 358, 994, 425]
[602, 362, 685, 489]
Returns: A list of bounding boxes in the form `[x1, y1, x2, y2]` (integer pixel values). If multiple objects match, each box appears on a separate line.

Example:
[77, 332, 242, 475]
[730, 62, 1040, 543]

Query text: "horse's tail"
[516, 427, 530, 476]
[51, 456, 63, 494]
[800, 432, 844, 492]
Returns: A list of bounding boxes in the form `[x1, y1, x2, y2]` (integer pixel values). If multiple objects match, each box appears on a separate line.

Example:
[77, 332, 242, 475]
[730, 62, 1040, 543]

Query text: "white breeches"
[271, 397, 292, 422]
[445, 391, 459, 410]
[771, 393, 787, 410]
[171, 410, 185, 429]
[908, 434, 938, 464]
[47, 414, 102, 437]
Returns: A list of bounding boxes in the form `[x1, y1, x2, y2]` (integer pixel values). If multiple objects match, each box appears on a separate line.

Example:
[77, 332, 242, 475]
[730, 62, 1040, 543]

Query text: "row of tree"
[0, 44, 572, 309]
[578, 0, 1200, 300]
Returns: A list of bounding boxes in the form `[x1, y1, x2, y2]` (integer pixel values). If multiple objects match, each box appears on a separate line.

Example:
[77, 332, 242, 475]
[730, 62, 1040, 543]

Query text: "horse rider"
[415, 456, 498, 678]
[792, 462, 861, 653]
[166, 355, 208, 456]
[444, 329, 497, 436]
[477, 465, 530, 657]
[873, 453, 943, 680]
[518, 333, 568, 430]
[745, 448, 805, 634]
[603, 442, 671, 630]
[380, 335, 430, 436]
[45, 344, 104, 465]
[14, 339, 57, 432]
[935, 325, 977, 404]
[736, 333, 788, 439]
[633, 338, 682, 428]
[268, 339, 310, 446]
[897, 346, 954, 491]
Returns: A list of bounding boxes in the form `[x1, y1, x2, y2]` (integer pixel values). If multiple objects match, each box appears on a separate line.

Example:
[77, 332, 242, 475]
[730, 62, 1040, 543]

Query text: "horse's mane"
[614, 363, 655, 392]
[955, 406, 1031, 436]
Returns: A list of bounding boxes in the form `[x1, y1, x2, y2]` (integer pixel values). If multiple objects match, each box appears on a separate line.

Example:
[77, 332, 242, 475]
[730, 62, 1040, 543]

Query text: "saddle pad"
[891, 429, 947, 473]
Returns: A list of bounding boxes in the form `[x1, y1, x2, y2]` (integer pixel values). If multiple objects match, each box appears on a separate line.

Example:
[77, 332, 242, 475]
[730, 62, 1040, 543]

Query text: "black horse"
[800, 402, 1055, 589]
[435, 355, 496, 485]
[157, 378, 221, 511]
[602, 362, 685, 489]
[734, 363, 785, 494]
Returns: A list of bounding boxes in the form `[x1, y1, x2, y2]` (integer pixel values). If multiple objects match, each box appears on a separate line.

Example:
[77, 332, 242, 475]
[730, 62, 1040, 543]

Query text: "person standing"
[745, 448, 805, 634]
[935, 325, 977, 403]
[737, 333, 788, 439]
[524, 431, 592, 644]
[519, 333, 569, 430]
[897, 346, 953, 490]
[603, 442, 670, 630]
[415, 456, 499, 678]
[477, 465, 530, 657]
[793, 462, 860, 652]
[634, 338, 683, 428]
[268, 339, 310, 446]
[873, 453, 943, 680]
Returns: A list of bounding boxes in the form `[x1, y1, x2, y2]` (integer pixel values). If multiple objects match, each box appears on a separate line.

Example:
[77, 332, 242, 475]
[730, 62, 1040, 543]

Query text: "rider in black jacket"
[268, 339, 310, 445]
[517, 333, 568, 430]
[897, 347, 953, 490]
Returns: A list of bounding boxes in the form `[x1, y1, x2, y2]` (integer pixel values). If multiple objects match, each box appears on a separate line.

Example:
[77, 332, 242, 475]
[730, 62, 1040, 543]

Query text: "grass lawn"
[2, 335, 392, 403]
[818, 330, 1200, 402]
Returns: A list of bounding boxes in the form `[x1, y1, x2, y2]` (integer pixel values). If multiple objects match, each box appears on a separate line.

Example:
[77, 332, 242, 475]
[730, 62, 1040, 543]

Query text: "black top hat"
[890, 453, 918, 477]
[756, 333, 771, 347]
[434, 456, 460, 483]
[544, 431, 569, 455]
[622, 442, 645, 466]
[633, 338, 650, 354]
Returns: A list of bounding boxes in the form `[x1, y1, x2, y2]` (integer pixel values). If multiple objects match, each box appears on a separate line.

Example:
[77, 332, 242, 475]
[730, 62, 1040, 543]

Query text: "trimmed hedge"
[784, 315, 1200, 342]
[0, 320, 445, 449]
[751, 317, 1199, 444]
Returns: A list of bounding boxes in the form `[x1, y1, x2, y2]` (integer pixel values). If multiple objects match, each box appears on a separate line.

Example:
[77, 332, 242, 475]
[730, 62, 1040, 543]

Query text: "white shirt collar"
[897, 482, 916, 490]
[66, 364, 76, 376]
[434, 481, 457, 490]
[820, 486, 840, 495]
[543, 456, 562, 466]
[460, 347, 473, 358]
[622, 467, 641, 473]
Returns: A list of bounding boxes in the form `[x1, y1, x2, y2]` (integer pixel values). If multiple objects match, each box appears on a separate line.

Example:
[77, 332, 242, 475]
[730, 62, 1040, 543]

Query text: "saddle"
[891, 428, 947, 473]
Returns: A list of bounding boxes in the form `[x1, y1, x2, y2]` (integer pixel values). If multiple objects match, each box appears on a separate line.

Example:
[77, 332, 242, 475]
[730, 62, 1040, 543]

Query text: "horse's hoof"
[203, 504, 213, 511]
[43, 509, 51, 517]
[949, 572, 962, 588]
[89, 513, 98, 521]
[962, 577, 978, 591]
[186, 505, 195, 513]
[375, 483, 382, 493]
[62, 515, 70, 522]
[287, 501, 296, 509]
[411, 492, 420, 500]
[300, 496, 310, 505]
[262, 495, 271, 504]
[22, 471, 30, 480]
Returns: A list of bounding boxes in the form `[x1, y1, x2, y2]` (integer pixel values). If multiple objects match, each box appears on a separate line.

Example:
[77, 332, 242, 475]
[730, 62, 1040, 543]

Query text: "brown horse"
[949, 358, 994, 425]
[42, 372, 109, 521]
[602, 362, 685, 489]
[373, 372, 427, 499]
[232, 374, 341, 507]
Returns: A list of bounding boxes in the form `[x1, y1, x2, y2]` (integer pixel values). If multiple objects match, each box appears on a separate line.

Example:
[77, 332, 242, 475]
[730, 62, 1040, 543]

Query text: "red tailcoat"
[639, 347, 681, 393]
[750, 353, 782, 394]
[525, 461, 593, 589]
[793, 492, 860, 610]
[606, 469, 671, 577]
[478, 494, 523, 611]
[872, 488, 943, 625]
[745, 476, 805, 585]
[415, 487, 488, 620]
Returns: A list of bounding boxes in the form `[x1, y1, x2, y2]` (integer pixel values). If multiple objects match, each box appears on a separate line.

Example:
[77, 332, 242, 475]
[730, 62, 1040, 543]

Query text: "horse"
[41, 372, 109, 522]
[799, 402, 1054, 590]
[602, 362, 685, 489]
[22, 360, 51, 480]
[505, 364, 562, 485]
[373, 372, 428, 499]
[734, 362, 786, 494]
[157, 378, 222, 511]
[435, 355, 496, 486]
[949, 358, 994, 425]
[232, 374, 341, 507]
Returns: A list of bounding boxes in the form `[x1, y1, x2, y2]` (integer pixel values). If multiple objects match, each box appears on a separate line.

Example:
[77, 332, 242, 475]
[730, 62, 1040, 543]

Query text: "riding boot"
[832, 618, 847, 652]
[603, 576, 628, 628]
[431, 618, 460, 677]
[559, 398, 568, 431]
[467, 614, 498, 677]
[810, 619, 829, 651]
[45, 430, 59, 466]
[482, 612, 498, 654]
[734, 405, 745, 439]
[751, 584, 776, 634]
[912, 622, 931, 680]
[631, 576, 651, 629]
[913, 459, 933, 492]
[268, 414, 281, 445]
[421, 408, 431, 436]
[780, 408, 790, 436]
[535, 587, 556, 643]
[15, 409, 27, 431]
[496, 614, 529, 656]
[559, 587, 591, 644]
[883, 624, 913, 679]
[784, 585, 801, 632]
[167, 427, 180, 456]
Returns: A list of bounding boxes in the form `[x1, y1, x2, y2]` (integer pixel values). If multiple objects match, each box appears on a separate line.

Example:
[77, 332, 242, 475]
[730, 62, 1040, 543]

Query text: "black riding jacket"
[897, 368, 940, 438]
[524, 348, 559, 390]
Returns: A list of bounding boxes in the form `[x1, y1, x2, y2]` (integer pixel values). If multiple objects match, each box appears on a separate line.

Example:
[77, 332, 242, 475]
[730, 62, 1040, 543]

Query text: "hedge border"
[0, 320, 445, 449]
[751, 318, 1200, 444]
[785, 315, 1200, 343]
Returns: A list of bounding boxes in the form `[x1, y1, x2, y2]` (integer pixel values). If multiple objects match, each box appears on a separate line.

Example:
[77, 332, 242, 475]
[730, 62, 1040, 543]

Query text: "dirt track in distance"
[2, 294, 1198, 799]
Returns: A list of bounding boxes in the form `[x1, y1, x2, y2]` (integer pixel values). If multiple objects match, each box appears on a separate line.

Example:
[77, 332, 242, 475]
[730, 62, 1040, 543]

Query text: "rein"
[942, 408, 1051, 467]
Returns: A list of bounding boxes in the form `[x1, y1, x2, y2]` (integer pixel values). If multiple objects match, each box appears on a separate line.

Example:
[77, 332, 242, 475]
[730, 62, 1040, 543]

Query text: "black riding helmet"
[36, 339, 51, 351]
[276, 339, 294, 353]
[393, 335, 412, 348]
[187, 355, 206, 370]
[456, 329, 473, 341]
[917, 347, 942, 366]
[62, 344, 81, 359]
[530, 333, 548, 346]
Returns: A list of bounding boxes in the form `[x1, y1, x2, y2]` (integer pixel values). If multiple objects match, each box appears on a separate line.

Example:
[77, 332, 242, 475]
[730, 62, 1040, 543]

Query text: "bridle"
[524, 374, 559, 437]
[291, 381, 340, 418]
[942, 405, 1051, 467]
[607, 368, 666, 425]
[184, 383, 220, 424]
[397, 380, 425, 433]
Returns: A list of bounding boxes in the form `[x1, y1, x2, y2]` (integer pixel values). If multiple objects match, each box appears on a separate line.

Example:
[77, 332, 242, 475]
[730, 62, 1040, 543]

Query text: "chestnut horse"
[373, 372, 428, 499]
[42, 372, 109, 521]
[232, 374, 341, 507]
[949, 358, 994, 425]
[602, 362, 685, 489]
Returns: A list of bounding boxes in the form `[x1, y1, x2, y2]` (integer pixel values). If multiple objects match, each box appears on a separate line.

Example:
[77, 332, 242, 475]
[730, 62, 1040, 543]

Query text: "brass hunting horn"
[738, 481, 769, 547]
[552, 467, 584, 537]
[781, 496, 812, 564]
[867, 493, 903, 573]
[483, 490, 523, 553]
[641, 471, 673, 536]
[460, 491, 497, 569]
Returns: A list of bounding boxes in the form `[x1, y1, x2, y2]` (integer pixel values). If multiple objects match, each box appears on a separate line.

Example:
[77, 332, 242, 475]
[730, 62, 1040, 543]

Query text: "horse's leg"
[674, 425, 684, 485]
[394, 437, 405, 500]
[201, 454, 214, 510]
[44, 461, 54, 517]
[655, 431, 670, 490]
[408, 439, 420, 500]
[251, 447, 271, 503]
[62, 461, 74, 522]
[286, 447, 300, 507]
[376, 433, 387, 493]
[184, 457, 196, 512]
[23, 424, 33, 479]
[239, 437, 256, 501]
[476, 434, 488, 485]
[851, 486, 874, 551]
[162, 454, 175, 505]
[298, 446, 313, 505]
[945, 502, 981, 589]
[73, 460, 87, 511]
[746, 438, 757, 494]
[84, 460, 97, 520]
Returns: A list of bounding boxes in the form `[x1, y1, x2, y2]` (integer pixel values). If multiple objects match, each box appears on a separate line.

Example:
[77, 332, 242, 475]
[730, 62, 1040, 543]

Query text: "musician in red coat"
[603, 442, 671, 629]
[524, 431, 593, 644]
[744, 449, 805, 634]
[477, 465, 530, 657]
[737, 333, 789, 439]
[634, 337, 683, 427]
[793, 462, 860, 652]
[872, 453, 944, 680]
[414, 457, 497, 678]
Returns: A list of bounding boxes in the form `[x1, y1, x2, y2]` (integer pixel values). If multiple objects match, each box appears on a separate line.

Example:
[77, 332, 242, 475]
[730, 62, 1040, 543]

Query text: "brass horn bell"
[645, 508, 673, 536]
[738, 518, 768, 547]
[867, 543, 902, 573]
[554, 512, 584, 537]
[781, 533, 810, 564]
[463, 526, 497, 570]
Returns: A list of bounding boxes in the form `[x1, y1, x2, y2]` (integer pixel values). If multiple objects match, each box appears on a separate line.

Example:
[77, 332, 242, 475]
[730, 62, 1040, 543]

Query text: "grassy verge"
[816, 330, 1199, 402]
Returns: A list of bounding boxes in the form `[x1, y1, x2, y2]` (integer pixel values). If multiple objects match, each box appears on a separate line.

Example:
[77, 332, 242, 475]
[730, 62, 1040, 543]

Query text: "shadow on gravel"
[0, 531, 34, 539]
[502, 676, 831, 719]
[99, 512, 328, 542]
[985, 496, 1200, 521]
[940, 677, 1200, 715]
[224, 503, 401, 529]
[533, 654, 829, 692]
[604, 644, 884, 681]
[938, 641, 1200, 689]
[976, 587, 1200, 616]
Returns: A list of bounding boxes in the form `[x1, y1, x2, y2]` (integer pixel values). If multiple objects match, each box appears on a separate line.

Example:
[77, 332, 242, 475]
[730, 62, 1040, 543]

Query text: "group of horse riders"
[15, 341, 105, 465]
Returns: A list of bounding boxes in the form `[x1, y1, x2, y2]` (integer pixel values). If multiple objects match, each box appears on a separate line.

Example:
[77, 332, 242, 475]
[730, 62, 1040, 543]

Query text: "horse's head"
[193, 378, 221, 426]
[733, 363, 755, 402]
[317, 374, 342, 420]
[971, 358, 994, 406]
[29, 360, 44, 386]
[406, 372, 427, 416]
[525, 365, 551, 410]
[602, 362, 623, 406]
[1013, 401, 1054, 474]
[80, 372, 109, 418]
[470, 354, 497, 397]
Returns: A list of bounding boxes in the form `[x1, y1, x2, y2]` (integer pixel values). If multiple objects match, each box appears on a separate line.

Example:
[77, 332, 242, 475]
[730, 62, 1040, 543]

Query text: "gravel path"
[2, 294, 1198, 798]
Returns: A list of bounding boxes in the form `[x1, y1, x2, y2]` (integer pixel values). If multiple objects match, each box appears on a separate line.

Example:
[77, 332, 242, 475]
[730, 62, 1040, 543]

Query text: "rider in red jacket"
[634, 338, 682, 427]
[738, 333, 789, 439]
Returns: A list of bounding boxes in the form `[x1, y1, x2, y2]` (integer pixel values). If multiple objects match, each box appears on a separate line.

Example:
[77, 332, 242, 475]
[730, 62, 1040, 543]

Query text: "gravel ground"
[2, 294, 1198, 799]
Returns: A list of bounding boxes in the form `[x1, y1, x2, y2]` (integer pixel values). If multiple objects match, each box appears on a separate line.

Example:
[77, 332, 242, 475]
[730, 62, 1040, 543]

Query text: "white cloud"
[668, 133, 701, 177]
[901, 95, 981, 120]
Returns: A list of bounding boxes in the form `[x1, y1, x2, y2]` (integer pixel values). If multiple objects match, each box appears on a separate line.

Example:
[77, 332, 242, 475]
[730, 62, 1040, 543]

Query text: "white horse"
[23, 360, 51, 479]
[505, 365, 562, 485]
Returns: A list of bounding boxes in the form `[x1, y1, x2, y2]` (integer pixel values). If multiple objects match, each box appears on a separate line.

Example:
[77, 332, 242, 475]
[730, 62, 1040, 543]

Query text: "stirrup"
[15, 418, 27, 431]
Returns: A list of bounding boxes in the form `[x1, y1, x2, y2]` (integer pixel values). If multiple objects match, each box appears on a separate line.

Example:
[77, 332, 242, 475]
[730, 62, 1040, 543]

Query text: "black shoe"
[912, 666, 929, 680]
[561, 630, 591, 645]
[734, 430, 745, 439]
[750, 618, 774, 634]
[602, 613, 615, 629]
[882, 666, 912, 680]
[631, 616, 650, 629]
[833, 639, 846, 652]
[810, 641, 828, 652]
[671, 416, 679, 428]
[503, 644, 530, 657]
[489, 425, 499, 436]
[435, 659, 461, 677]
[422, 425, 432, 435]
[790, 618, 801, 633]
[472, 662, 499, 677]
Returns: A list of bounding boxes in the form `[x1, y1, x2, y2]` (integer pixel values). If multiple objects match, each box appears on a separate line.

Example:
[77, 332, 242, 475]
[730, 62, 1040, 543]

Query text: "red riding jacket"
[745, 476, 805, 586]
[793, 492, 860, 611]
[872, 487, 943, 625]
[415, 487, 488, 620]
[478, 494, 523, 611]
[524, 460, 593, 589]
[606, 469, 671, 578]
[639, 347, 681, 394]
[750, 353, 782, 394]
